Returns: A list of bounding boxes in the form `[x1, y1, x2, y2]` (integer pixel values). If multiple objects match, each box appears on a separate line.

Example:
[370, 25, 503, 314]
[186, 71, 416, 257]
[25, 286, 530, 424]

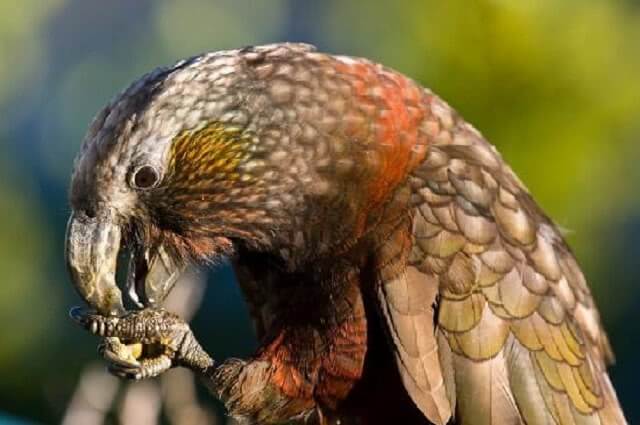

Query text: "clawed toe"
[69, 306, 209, 380]
[70, 307, 120, 337]
[69, 306, 95, 328]
[99, 337, 173, 380]
[107, 362, 143, 380]
[106, 355, 172, 380]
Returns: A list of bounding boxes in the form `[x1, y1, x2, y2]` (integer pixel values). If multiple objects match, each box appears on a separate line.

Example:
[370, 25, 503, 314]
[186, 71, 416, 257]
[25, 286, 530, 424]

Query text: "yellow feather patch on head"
[165, 122, 254, 189]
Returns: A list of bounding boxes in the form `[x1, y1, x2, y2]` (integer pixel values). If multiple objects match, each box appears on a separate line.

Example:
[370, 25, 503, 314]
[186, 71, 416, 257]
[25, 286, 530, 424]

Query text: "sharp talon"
[69, 306, 89, 324]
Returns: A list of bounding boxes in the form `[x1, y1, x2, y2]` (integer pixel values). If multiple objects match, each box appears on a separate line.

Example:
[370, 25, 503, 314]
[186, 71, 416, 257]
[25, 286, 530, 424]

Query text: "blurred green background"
[0, 0, 638, 423]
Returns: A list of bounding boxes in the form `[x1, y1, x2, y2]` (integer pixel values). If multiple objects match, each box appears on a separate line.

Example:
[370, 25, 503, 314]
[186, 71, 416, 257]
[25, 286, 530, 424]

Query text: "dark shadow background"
[0, 0, 638, 423]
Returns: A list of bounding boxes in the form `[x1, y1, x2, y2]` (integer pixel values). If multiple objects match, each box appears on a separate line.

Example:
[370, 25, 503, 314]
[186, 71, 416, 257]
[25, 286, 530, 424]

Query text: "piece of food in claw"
[102, 337, 143, 366]
[126, 244, 184, 309]
[65, 212, 126, 316]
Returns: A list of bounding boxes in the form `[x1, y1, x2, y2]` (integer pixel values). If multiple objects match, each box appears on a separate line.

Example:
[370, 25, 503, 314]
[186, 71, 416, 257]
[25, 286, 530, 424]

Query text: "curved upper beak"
[65, 210, 183, 316]
[65, 210, 125, 316]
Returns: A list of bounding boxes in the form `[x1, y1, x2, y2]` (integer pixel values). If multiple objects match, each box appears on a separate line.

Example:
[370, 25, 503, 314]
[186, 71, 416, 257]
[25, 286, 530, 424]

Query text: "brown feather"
[403, 105, 626, 424]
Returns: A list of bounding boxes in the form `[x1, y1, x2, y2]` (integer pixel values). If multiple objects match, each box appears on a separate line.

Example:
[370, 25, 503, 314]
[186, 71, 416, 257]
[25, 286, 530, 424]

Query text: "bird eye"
[131, 165, 160, 189]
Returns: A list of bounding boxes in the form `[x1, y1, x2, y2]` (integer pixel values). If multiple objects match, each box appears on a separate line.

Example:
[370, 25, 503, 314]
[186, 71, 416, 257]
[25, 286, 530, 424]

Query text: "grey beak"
[66, 210, 184, 316]
[65, 210, 126, 316]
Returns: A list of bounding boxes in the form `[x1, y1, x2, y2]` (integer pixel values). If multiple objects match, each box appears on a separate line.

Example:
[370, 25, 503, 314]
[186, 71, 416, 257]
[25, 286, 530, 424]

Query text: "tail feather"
[598, 375, 627, 424]
[506, 337, 557, 424]
[452, 338, 522, 425]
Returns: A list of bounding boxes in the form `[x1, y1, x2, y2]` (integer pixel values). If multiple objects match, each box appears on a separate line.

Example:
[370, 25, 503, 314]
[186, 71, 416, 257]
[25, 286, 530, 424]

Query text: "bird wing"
[375, 259, 454, 424]
[385, 109, 627, 424]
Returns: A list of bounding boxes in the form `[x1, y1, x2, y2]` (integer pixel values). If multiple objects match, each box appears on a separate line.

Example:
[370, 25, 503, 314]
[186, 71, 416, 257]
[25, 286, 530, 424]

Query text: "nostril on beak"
[71, 205, 96, 220]
[70, 196, 97, 219]
[81, 206, 97, 219]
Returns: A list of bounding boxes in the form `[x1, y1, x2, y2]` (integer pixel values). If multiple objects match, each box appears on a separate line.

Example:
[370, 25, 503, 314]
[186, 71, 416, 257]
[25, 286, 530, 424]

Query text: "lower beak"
[65, 211, 125, 316]
[126, 243, 183, 309]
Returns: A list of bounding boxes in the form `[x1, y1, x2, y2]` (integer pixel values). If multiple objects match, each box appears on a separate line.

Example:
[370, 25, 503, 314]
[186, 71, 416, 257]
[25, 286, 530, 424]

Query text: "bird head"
[65, 47, 301, 316]
[65, 43, 429, 315]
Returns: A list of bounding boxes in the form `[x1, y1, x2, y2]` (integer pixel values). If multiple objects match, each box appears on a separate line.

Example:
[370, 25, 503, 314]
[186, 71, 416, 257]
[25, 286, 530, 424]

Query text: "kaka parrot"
[65, 43, 627, 424]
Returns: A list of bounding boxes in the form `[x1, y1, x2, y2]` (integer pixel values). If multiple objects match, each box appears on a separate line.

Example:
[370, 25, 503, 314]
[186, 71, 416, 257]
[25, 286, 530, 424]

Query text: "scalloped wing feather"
[378, 96, 626, 425]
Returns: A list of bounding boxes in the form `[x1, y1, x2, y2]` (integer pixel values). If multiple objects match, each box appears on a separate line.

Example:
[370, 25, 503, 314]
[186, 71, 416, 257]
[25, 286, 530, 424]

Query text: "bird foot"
[70, 307, 214, 379]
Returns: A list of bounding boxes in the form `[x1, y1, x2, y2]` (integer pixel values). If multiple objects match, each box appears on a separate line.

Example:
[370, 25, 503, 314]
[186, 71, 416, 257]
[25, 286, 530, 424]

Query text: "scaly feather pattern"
[67, 43, 626, 425]
[403, 94, 626, 424]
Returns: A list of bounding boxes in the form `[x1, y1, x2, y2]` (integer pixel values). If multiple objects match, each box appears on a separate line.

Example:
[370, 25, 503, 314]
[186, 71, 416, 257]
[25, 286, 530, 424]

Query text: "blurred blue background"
[0, 0, 638, 423]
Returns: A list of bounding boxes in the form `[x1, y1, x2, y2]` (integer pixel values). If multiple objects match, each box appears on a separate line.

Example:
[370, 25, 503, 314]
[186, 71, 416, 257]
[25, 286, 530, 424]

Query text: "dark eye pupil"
[134, 165, 158, 189]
